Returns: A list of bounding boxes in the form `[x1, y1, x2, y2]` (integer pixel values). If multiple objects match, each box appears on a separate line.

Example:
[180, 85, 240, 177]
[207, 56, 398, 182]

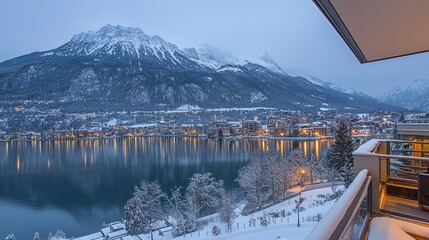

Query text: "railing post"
[354, 154, 381, 211]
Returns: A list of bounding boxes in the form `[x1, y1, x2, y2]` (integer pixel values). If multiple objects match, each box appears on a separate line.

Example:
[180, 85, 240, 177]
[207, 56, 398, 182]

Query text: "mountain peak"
[61, 25, 182, 60]
[183, 44, 238, 69]
[259, 52, 277, 65]
[71, 25, 146, 43]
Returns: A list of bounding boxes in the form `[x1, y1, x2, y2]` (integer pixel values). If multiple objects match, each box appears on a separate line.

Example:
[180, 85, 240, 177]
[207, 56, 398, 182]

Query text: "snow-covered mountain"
[379, 79, 429, 110]
[303, 75, 369, 97]
[0, 25, 397, 112]
[182, 44, 239, 69]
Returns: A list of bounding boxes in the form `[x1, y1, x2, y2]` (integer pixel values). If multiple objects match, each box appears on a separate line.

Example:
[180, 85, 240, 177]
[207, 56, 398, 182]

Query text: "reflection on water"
[0, 137, 331, 239]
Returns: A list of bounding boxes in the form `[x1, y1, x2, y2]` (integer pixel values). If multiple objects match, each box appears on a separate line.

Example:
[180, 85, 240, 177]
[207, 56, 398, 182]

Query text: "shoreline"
[0, 135, 334, 142]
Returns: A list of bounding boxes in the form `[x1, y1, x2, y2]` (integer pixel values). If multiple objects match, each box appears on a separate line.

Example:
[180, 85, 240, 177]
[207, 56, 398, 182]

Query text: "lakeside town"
[0, 105, 408, 142]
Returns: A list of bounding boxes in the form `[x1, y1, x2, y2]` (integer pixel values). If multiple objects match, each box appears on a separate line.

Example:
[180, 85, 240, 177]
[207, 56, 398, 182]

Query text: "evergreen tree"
[326, 119, 355, 187]
[32, 232, 41, 240]
[124, 196, 145, 234]
[399, 114, 405, 123]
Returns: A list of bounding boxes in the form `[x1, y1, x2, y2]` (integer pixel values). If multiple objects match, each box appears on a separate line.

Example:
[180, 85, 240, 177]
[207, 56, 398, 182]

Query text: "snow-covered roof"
[128, 123, 157, 128]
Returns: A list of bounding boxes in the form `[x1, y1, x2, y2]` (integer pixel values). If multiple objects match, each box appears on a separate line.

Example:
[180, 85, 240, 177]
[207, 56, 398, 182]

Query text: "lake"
[0, 137, 332, 239]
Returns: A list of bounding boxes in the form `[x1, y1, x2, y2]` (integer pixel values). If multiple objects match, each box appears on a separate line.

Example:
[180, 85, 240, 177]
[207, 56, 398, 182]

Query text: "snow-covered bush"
[260, 217, 269, 227]
[315, 213, 322, 222]
[46, 230, 67, 240]
[249, 216, 256, 227]
[212, 225, 221, 235]
[292, 206, 306, 213]
[314, 189, 344, 206]
[260, 212, 270, 227]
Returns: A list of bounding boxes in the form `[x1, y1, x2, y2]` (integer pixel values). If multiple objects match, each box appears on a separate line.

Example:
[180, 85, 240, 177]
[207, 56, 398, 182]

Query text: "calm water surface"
[0, 137, 331, 239]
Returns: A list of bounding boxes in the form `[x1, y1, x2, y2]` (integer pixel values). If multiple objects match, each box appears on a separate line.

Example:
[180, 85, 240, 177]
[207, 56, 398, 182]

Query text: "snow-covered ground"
[131, 186, 341, 240]
[368, 217, 429, 240]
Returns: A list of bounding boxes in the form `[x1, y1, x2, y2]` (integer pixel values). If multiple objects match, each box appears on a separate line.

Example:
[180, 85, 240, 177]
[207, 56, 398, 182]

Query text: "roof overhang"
[313, 0, 429, 63]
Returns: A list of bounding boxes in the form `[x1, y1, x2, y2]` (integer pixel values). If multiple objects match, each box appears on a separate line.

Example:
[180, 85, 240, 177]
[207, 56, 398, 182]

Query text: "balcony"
[353, 139, 429, 218]
[307, 139, 429, 239]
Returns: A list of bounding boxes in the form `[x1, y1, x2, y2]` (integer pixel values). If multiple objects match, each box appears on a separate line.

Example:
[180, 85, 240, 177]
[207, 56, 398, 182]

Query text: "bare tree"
[264, 152, 282, 201]
[218, 190, 237, 233]
[166, 187, 186, 236]
[186, 173, 224, 218]
[276, 154, 294, 199]
[306, 154, 320, 184]
[287, 150, 310, 187]
[236, 157, 269, 211]
[124, 181, 166, 239]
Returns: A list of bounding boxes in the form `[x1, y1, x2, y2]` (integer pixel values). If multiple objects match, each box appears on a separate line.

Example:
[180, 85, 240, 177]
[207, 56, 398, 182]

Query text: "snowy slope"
[306, 76, 369, 97]
[183, 44, 239, 69]
[75, 186, 340, 240]
[379, 79, 429, 110]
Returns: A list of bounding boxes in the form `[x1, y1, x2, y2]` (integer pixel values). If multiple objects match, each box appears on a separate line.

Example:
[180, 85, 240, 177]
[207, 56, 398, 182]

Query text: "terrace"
[306, 137, 429, 239]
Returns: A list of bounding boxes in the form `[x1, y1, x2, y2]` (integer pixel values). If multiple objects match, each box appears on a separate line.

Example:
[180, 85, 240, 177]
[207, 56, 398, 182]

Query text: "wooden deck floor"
[382, 195, 429, 223]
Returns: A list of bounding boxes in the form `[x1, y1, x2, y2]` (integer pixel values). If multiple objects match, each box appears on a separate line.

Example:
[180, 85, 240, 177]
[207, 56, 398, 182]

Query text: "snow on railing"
[353, 139, 380, 156]
[306, 169, 371, 240]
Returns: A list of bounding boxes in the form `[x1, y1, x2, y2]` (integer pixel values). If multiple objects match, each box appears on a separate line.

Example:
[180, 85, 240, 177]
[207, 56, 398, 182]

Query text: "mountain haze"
[0, 25, 397, 112]
[379, 79, 429, 110]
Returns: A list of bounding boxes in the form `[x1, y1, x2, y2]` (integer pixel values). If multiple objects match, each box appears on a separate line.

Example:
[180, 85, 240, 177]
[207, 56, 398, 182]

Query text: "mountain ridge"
[379, 79, 429, 110]
[0, 25, 398, 112]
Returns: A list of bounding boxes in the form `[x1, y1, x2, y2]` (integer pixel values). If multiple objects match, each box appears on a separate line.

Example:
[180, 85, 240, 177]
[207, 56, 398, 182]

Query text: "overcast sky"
[1, 0, 428, 97]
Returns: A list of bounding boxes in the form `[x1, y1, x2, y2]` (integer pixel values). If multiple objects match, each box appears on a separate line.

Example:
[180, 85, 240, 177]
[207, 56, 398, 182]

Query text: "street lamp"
[295, 191, 304, 227]
[300, 169, 306, 188]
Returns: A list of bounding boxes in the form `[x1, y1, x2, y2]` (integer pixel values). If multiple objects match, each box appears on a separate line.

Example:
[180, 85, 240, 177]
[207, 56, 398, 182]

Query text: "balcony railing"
[306, 169, 372, 240]
[353, 139, 429, 211]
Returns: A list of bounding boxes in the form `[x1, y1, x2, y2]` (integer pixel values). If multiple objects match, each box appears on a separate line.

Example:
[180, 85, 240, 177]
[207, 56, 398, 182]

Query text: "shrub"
[212, 225, 221, 236]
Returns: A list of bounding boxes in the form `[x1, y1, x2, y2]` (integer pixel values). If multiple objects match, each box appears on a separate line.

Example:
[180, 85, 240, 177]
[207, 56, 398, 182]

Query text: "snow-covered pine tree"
[46, 230, 66, 240]
[124, 195, 145, 234]
[185, 173, 223, 218]
[32, 232, 41, 240]
[54, 230, 66, 239]
[218, 190, 237, 233]
[326, 119, 355, 187]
